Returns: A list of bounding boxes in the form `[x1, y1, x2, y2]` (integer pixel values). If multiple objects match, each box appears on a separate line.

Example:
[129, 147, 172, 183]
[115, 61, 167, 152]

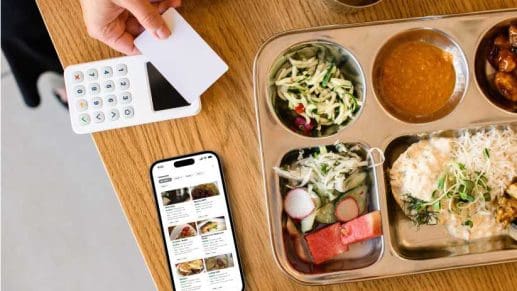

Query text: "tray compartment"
[474, 17, 517, 113]
[274, 143, 383, 278]
[372, 28, 468, 123]
[383, 123, 517, 260]
[267, 41, 366, 137]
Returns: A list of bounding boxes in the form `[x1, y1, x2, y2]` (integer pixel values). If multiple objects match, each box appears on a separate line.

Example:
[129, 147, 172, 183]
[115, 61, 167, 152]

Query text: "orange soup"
[379, 41, 456, 118]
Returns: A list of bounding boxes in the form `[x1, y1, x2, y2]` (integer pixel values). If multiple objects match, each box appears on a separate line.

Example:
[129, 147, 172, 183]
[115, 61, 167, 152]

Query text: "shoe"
[37, 71, 68, 109]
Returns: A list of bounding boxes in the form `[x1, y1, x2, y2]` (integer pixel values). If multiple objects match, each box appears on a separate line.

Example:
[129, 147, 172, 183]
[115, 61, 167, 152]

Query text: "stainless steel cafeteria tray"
[253, 9, 517, 285]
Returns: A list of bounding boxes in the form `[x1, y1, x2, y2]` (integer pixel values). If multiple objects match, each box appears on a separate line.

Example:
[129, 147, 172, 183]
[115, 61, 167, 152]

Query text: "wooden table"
[36, 0, 517, 290]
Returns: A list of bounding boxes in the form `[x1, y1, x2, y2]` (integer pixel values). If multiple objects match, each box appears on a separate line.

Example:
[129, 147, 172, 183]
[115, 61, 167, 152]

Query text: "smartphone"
[150, 151, 245, 291]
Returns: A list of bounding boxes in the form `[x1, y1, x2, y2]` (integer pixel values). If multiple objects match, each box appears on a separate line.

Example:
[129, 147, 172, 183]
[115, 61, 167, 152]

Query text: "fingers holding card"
[134, 9, 228, 104]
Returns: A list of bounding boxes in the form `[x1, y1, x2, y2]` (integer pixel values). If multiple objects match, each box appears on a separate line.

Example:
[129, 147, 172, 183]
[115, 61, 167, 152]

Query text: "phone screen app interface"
[152, 153, 243, 291]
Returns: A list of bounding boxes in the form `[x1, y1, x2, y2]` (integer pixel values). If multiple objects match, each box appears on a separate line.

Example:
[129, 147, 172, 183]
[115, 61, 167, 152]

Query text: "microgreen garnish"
[402, 194, 439, 226]
[404, 162, 491, 227]
[483, 148, 490, 159]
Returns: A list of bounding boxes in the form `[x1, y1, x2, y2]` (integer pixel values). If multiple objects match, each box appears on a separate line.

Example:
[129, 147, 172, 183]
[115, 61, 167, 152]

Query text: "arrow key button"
[109, 109, 119, 121]
[93, 111, 105, 123]
[78, 113, 90, 126]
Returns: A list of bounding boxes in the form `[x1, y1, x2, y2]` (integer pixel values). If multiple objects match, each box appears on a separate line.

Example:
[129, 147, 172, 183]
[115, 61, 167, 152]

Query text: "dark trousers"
[1, 0, 63, 107]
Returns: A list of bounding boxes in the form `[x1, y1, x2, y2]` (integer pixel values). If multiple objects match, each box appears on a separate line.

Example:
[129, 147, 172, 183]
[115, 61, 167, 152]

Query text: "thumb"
[121, 0, 171, 39]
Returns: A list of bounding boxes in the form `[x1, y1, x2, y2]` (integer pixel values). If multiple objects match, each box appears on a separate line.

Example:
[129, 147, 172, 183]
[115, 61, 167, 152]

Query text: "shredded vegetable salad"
[275, 143, 381, 232]
[275, 144, 368, 201]
[273, 45, 362, 136]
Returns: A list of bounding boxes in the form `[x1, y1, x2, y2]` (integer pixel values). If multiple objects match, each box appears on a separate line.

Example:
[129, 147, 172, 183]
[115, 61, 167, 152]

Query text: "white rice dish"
[390, 126, 517, 240]
[391, 138, 452, 204]
[453, 127, 516, 199]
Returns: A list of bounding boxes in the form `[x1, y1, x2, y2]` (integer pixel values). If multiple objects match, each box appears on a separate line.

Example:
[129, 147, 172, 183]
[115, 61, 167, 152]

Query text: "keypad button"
[115, 64, 127, 76]
[101, 66, 113, 78]
[91, 97, 103, 109]
[118, 78, 130, 90]
[102, 80, 115, 92]
[72, 71, 84, 83]
[105, 95, 117, 106]
[88, 83, 100, 94]
[78, 113, 90, 125]
[122, 106, 134, 118]
[119, 92, 132, 104]
[76, 99, 88, 112]
[108, 109, 119, 121]
[86, 69, 98, 80]
[93, 111, 105, 123]
[73, 85, 86, 97]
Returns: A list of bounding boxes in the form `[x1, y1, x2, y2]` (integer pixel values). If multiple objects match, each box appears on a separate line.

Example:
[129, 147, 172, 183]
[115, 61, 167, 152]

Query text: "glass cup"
[325, 0, 383, 13]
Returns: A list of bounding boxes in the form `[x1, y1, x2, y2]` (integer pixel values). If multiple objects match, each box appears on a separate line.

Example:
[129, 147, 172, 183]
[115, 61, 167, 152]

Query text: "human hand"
[80, 0, 181, 55]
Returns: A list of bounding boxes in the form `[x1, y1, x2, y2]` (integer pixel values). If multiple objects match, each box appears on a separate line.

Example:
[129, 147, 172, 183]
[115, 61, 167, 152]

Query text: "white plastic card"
[134, 8, 228, 104]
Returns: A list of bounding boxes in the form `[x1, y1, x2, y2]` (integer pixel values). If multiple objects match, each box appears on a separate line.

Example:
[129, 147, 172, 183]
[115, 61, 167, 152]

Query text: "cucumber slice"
[301, 211, 316, 233]
[315, 203, 336, 224]
[310, 192, 321, 209]
[343, 171, 367, 191]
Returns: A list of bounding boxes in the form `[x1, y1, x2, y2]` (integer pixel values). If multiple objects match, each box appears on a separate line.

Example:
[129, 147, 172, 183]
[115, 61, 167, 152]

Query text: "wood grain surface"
[36, 0, 517, 290]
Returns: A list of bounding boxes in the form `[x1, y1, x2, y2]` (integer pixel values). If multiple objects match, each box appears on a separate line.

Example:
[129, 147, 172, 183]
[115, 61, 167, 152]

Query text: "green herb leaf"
[431, 190, 440, 199]
[288, 88, 301, 94]
[321, 64, 334, 88]
[464, 180, 474, 194]
[321, 164, 329, 175]
[477, 174, 488, 187]
[446, 191, 454, 198]
[432, 201, 441, 211]
[463, 220, 473, 228]
[403, 194, 438, 226]
[437, 175, 445, 190]
[483, 148, 490, 159]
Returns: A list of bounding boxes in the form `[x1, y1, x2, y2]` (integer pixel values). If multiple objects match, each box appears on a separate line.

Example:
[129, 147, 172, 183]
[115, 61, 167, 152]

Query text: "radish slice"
[335, 196, 360, 222]
[284, 188, 315, 219]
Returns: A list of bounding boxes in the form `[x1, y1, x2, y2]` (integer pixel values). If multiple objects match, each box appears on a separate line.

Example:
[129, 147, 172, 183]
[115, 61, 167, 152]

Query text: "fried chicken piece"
[494, 33, 511, 49]
[489, 32, 517, 70]
[497, 48, 517, 72]
[510, 24, 517, 48]
[494, 72, 517, 102]
[507, 180, 517, 200]
[496, 194, 517, 227]
[488, 45, 499, 69]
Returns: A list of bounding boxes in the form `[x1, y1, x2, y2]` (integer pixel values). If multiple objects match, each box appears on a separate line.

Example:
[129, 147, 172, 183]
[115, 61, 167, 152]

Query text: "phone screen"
[150, 152, 244, 291]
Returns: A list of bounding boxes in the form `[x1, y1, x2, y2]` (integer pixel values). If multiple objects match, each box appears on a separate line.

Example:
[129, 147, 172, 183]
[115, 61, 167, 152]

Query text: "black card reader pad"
[146, 62, 190, 111]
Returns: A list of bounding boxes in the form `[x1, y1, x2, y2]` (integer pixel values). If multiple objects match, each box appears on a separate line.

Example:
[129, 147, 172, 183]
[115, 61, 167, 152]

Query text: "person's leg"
[1, 0, 64, 107]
